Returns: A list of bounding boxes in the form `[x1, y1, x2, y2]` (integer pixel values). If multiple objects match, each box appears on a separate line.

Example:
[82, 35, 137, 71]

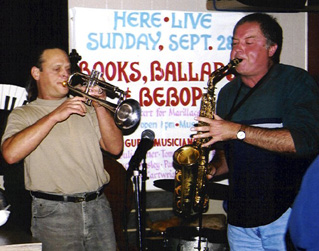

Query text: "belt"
[30, 186, 105, 203]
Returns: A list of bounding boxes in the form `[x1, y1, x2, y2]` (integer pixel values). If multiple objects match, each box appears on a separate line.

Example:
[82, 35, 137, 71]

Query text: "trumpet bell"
[115, 99, 141, 130]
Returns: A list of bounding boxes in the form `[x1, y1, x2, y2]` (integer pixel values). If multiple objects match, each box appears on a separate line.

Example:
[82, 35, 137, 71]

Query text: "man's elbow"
[106, 145, 123, 157]
[100, 143, 123, 157]
[1, 149, 19, 165]
[1, 140, 20, 164]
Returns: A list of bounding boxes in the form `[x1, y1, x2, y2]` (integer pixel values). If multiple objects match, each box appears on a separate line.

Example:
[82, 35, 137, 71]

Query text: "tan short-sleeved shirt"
[1, 97, 109, 194]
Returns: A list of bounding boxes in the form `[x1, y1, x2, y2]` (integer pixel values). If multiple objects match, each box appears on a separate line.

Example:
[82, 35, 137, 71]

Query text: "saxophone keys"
[175, 185, 181, 196]
[175, 170, 182, 182]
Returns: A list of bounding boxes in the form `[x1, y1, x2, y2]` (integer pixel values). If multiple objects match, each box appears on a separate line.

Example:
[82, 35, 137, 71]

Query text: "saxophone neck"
[208, 58, 242, 89]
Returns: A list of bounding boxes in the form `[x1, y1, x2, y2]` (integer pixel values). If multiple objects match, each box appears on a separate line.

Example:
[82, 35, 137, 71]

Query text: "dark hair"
[25, 47, 66, 102]
[233, 13, 283, 64]
[25, 48, 47, 102]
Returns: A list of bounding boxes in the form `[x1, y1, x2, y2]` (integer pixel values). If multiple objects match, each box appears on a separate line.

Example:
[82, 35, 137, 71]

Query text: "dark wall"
[0, 0, 69, 87]
[0, 0, 68, 232]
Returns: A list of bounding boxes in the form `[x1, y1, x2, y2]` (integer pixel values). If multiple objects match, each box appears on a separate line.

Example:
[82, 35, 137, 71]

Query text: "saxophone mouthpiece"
[232, 58, 243, 66]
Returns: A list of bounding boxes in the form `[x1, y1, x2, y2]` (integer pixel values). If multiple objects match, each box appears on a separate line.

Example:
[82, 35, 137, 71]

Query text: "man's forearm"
[242, 125, 296, 154]
[1, 113, 57, 164]
[95, 106, 123, 156]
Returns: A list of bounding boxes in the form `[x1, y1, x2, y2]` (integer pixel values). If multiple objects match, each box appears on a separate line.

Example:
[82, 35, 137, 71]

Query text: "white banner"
[69, 8, 245, 190]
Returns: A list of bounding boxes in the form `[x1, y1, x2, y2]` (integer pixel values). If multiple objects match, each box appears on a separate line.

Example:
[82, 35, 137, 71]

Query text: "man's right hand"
[50, 96, 87, 123]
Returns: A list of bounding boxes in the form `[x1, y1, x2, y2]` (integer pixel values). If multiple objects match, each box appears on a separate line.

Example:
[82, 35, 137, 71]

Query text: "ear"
[268, 44, 278, 57]
[31, 66, 40, 81]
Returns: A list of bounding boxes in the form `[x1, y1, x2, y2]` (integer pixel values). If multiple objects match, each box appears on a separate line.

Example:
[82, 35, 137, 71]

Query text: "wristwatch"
[237, 125, 246, 140]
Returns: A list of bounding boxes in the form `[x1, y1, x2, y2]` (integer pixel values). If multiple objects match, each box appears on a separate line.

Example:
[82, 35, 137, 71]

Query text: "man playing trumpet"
[1, 48, 123, 251]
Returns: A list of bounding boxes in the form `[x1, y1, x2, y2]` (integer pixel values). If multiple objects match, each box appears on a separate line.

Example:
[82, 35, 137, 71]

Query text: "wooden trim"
[308, 13, 319, 83]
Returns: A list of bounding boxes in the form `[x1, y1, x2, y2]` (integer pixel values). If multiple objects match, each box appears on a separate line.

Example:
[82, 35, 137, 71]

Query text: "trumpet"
[62, 70, 141, 130]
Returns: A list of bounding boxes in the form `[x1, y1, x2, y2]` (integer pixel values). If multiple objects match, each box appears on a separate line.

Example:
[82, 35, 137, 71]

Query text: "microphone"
[127, 129, 155, 175]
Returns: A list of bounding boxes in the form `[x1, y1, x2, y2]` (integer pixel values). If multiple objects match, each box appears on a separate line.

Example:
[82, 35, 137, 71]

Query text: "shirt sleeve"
[289, 155, 319, 250]
[1, 107, 29, 146]
[282, 69, 319, 156]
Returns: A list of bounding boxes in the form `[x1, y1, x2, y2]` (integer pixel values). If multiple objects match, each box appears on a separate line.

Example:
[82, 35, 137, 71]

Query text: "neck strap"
[225, 66, 274, 121]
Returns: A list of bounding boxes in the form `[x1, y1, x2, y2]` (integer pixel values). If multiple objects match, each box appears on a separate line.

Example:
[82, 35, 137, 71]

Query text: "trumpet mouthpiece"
[62, 81, 68, 87]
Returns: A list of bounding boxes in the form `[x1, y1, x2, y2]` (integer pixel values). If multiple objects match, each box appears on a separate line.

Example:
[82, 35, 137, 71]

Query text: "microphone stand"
[141, 159, 148, 245]
[197, 180, 208, 250]
[132, 157, 147, 251]
[129, 129, 154, 250]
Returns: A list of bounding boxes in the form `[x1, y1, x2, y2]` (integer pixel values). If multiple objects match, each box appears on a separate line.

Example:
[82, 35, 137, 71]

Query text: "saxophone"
[172, 58, 242, 217]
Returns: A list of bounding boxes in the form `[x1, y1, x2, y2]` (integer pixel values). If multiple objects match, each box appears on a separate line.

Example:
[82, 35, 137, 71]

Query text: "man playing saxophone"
[1, 48, 123, 250]
[191, 13, 319, 250]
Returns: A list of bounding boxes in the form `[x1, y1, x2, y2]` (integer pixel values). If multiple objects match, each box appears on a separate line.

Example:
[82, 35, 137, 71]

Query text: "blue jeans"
[227, 208, 291, 251]
[31, 193, 116, 251]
